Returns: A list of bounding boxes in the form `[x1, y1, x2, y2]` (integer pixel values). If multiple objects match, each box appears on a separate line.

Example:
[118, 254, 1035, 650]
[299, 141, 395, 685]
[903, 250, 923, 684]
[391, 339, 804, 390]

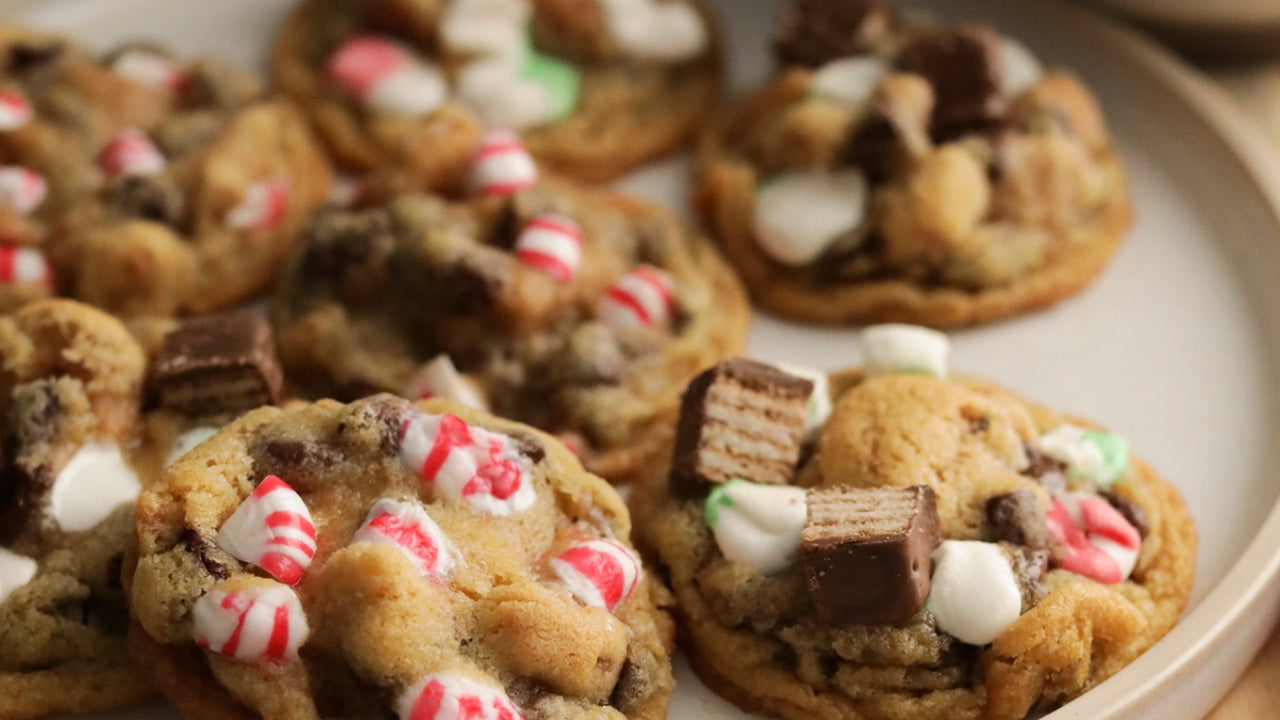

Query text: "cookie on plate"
[632, 325, 1196, 720]
[271, 0, 720, 189]
[127, 393, 676, 720]
[695, 0, 1131, 327]
[271, 131, 749, 484]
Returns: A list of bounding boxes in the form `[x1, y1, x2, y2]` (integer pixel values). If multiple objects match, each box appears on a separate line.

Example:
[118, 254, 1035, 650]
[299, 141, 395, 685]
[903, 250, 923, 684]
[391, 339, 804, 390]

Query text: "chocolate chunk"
[669, 359, 812, 496]
[263, 440, 343, 470]
[899, 26, 1006, 142]
[448, 245, 514, 315]
[1021, 444, 1067, 495]
[774, 0, 895, 68]
[801, 485, 940, 626]
[108, 175, 184, 225]
[181, 528, 231, 580]
[152, 313, 283, 417]
[9, 39, 65, 78]
[300, 208, 396, 295]
[1101, 490, 1149, 539]
[985, 489, 1050, 549]
[999, 543, 1049, 613]
[842, 74, 934, 182]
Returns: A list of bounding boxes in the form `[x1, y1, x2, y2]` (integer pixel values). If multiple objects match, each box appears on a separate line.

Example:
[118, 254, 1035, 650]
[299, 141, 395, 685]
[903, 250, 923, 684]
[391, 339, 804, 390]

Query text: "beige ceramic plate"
[7, 0, 1280, 718]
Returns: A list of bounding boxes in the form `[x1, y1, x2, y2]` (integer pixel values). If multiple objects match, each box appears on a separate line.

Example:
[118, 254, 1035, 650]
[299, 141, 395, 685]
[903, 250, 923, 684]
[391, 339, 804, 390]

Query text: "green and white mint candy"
[773, 362, 832, 435]
[1037, 423, 1130, 487]
[705, 480, 807, 575]
[858, 324, 949, 378]
[808, 56, 890, 108]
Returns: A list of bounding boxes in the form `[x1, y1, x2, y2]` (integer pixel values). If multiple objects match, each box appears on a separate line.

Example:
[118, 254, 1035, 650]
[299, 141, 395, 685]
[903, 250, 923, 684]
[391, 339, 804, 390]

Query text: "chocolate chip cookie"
[127, 393, 676, 720]
[271, 0, 720, 188]
[695, 0, 1131, 327]
[631, 327, 1196, 720]
[271, 134, 749, 484]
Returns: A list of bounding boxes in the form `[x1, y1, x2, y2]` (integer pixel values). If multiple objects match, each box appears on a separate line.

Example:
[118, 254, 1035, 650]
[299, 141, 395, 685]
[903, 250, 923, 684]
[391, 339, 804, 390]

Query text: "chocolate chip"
[1021, 444, 1068, 496]
[505, 432, 547, 465]
[609, 659, 653, 714]
[968, 416, 990, 434]
[842, 74, 934, 182]
[108, 175, 184, 225]
[152, 312, 284, 417]
[986, 490, 1051, 549]
[262, 440, 343, 470]
[999, 543, 1049, 613]
[181, 527, 231, 580]
[669, 359, 812, 497]
[899, 25, 1006, 142]
[1101, 490, 1149, 539]
[774, 0, 895, 68]
[801, 485, 940, 626]
[9, 39, 65, 78]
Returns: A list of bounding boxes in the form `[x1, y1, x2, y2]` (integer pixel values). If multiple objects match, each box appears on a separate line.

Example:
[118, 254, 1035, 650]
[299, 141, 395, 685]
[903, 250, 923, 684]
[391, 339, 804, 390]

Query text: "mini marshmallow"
[704, 480, 807, 574]
[0, 246, 52, 287]
[400, 412, 536, 516]
[927, 540, 1022, 645]
[0, 166, 47, 214]
[216, 475, 317, 585]
[1038, 424, 1129, 487]
[406, 354, 488, 411]
[326, 36, 448, 118]
[440, 0, 530, 59]
[808, 57, 890, 107]
[1048, 492, 1140, 584]
[457, 51, 580, 130]
[48, 442, 142, 532]
[470, 129, 538, 198]
[514, 213, 581, 282]
[166, 426, 220, 467]
[0, 91, 33, 131]
[193, 582, 309, 663]
[772, 363, 832, 435]
[551, 538, 642, 611]
[598, 264, 674, 330]
[97, 128, 165, 179]
[858, 324, 949, 378]
[226, 176, 290, 230]
[752, 171, 869, 266]
[353, 498, 457, 580]
[999, 37, 1044, 97]
[110, 48, 186, 92]
[398, 673, 524, 720]
[0, 547, 38, 605]
[599, 0, 707, 62]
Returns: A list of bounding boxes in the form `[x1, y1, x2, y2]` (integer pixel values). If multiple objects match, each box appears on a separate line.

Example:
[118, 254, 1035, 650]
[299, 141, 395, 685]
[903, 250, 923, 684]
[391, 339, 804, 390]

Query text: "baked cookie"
[695, 0, 1131, 327]
[127, 393, 676, 720]
[271, 133, 749, 484]
[271, 0, 719, 188]
[632, 325, 1196, 720]
[0, 27, 334, 317]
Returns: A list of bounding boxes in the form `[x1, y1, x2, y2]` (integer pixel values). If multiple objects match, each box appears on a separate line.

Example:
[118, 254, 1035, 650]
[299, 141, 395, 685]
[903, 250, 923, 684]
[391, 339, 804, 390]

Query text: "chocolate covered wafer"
[899, 25, 1006, 141]
[152, 312, 283, 416]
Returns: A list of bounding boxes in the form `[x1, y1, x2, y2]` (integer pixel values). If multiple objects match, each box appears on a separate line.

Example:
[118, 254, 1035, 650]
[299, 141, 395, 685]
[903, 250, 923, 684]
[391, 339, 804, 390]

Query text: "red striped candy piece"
[96, 128, 165, 179]
[326, 36, 446, 118]
[515, 214, 581, 282]
[0, 91, 32, 131]
[470, 129, 537, 198]
[327, 35, 410, 97]
[0, 166, 47, 214]
[551, 538, 642, 611]
[110, 48, 188, 92]
[1046, 492, 1141, 584]
[192, 582, 308, 663]
[397, 674, 523, 720]
[352, 498, 456, 580]
[597, 264, 674, 330]
[398, 412, 535, 517]
[216, 475, 317, 585]
[226, 176, 290, 230]
[0, 246, 53, 287]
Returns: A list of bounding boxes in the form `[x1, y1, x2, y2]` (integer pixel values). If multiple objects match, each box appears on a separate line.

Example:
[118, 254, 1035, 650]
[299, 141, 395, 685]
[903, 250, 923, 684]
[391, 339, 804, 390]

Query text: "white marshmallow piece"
[598, 264, 674, 330]
[193, 582, 309, 663]
[0, 547, 38, 604]
[226, 176, 290, 231]
[772, 362, 832, 435]
[599, 0, 707, 62]
[166, 426, 220, 467]
[216, 475, 317, 586]
[0, 246, 52, 286]
[397, 673, 524, 720]
[353, 498, 458, 580]
[326, 36, 448, 118]
[704, 480, 807, 575]
[928, 540, 1022, 646]
[399, 412, 536, 516]
[858, 324, 949, 378]
[0, 166, 47, 214]
[752, 170, 869, 266]
[1038, 424, 1129, 487]
[470, 128, 538, 198]
[48, 442, 142, 533]
[999, 37, 1044, 97]
[406, 354, 488, 411]
[551, 538, 642, 611]
[808, 56, 890, 107]
[440, 0, 531, 59]
[0, 91, 33, 131]
[110, 48, 186, 92]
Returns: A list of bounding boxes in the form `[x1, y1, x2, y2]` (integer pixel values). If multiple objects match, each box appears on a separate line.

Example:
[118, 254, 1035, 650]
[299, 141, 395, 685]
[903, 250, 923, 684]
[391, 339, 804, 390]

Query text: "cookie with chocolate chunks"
[152, 312, 283, 417]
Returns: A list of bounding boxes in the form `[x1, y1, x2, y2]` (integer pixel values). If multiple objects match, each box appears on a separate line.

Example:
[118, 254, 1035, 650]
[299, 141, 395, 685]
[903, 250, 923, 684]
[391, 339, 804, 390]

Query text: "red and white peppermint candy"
[110, 48, 187, 92]
[398, 674, 523, 720]
[597, 264, 674, 330]
[515, 214, 581, 282]
[0, 166, 47, 214]
[326, 35, 447, 118]
[470, 129, 537, 198]
[1046, 492, 1141, 584]
[216, 475, 317, 586]
[0, 246, 53, 287]
[192, 582, 309, 663]
[399, 412, 535, 516]
[226, 176, 290, 230]
[96, 128, 165, 179]
[551, 538, 642, 611]
[406, 354, 488, 411]
[0, 91, 33, 131]
[353, 498, 457, 580]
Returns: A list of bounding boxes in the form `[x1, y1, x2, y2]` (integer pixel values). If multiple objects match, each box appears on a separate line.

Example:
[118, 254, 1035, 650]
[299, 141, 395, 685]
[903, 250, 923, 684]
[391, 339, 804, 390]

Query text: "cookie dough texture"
[634, 371, 1196, 720]
[0, 300, 154, 719]
[271, 0, 720, 188]
[127, 394, 676, 720]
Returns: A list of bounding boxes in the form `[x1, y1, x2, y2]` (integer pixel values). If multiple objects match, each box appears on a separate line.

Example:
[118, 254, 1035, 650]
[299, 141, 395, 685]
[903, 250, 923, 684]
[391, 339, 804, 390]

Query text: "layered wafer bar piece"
[152, 312, 284, 416]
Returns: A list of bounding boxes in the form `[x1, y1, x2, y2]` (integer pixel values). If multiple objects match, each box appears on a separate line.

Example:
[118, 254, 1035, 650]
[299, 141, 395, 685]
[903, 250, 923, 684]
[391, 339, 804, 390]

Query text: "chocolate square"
[669, 359, 813, 496]
[152, 312, 283, 416]
[801, 485, 940, 626]
[899, 25, 1006, 141]
[985, 489, 1050, 549]
[774, 0, 896, 68]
